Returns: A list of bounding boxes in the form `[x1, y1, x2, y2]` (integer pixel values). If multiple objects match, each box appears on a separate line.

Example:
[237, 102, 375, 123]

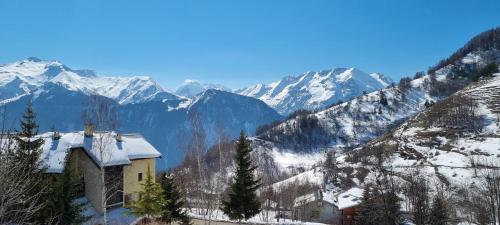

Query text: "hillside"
[252, 27, 500, 154]
[351, 74, 500, 186]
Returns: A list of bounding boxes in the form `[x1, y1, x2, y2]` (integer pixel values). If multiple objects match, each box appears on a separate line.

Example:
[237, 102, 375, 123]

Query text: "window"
[138, 173, 143, 181]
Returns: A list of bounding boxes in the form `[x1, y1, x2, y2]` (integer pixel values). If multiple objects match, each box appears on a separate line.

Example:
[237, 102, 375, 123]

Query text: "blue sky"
[0, 0, 499, 90]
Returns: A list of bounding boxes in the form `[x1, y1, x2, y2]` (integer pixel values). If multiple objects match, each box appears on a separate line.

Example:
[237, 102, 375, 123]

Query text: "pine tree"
[159, 171, 190, 225]
[128, 165, 166, 219]
[429, 194, 448, 225]
[13, 102, 49, 224]
[48, 160, 85, 225]
[221, 131, 261, 222]
[14, 101, 44, 170]
[356, 186, 377, 225]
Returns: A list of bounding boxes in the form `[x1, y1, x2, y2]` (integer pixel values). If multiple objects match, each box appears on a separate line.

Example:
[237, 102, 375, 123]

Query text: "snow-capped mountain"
[0, 57, 179, 104]
[255, 75, 436, 152]
[175, 79, 230, 98]
[236, 68, 393, 115]
[1, 86, 282, 169]
[252, 27, 500, 154]
[0, 58, 283, 168]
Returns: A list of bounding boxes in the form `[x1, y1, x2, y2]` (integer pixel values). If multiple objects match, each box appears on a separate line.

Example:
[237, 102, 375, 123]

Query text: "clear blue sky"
[0, 0, 499, 90]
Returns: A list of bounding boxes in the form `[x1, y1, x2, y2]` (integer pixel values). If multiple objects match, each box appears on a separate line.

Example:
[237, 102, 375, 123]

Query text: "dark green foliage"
[14, 102, 50, 224]
[159, 172, 190, 225]
[472, 62, 498, 81]
[356, 186, 378, 225]
[221, 131, 261, 221]
[356, 181, 401, 225]
[381, 191, 401, 225]
[429, 194, 449, 225]
[47, 161, 85, 225]
[428, 27, 500, 75]
[14, 102, 44, 170]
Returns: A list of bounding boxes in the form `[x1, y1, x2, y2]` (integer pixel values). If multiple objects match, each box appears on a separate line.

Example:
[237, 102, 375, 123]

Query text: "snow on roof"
[337, 187, 363, 210]
[293, 190, 337, 207]
[40, 131, 161, 173]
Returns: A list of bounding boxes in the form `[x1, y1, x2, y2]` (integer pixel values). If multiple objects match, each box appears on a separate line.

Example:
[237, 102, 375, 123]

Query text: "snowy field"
[188, 209, 326, 225]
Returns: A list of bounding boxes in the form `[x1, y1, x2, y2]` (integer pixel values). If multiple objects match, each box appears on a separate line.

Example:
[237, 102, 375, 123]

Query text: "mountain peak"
[236, 67, 391, 115]
[175, 79, 230, 98]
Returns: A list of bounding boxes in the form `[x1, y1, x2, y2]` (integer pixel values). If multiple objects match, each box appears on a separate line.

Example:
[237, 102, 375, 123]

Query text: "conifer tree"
[128, 165, 166, 219]
[14, 101, 44, 170]
[48, 160, 85, 225]
[221, 131, 261, 222]
[13, 102, 49, 224]
[356, 186, 378, 225]
[159, 171, 190, 225]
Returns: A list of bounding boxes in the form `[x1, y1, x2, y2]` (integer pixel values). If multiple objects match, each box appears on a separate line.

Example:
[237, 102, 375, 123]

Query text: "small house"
[337, 187, 363, 225]
[38, 126, 161, 213]
[292, 189, 341, 224]
[292, 187, 364, 225]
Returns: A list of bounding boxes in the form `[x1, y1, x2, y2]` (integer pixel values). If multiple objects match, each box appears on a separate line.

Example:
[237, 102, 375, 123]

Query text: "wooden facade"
[341, 207, 357, 225]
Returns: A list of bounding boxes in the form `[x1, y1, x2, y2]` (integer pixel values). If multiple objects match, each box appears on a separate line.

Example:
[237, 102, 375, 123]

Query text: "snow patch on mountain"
[0, 58, 179, 104]
[236, 67, 392, 115]
[175, 79, 230, 98]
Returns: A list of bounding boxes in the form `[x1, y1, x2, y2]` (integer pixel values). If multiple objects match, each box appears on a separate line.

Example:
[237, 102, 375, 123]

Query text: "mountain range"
[236, 68, 392, 115]
[0, 58, 282, 168]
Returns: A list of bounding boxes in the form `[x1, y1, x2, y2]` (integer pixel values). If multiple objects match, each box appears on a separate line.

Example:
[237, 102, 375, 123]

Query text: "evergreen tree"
[472, 62, 499, 81]
[128, 165, 166, 219]
[48, 160, 85, 225]
[429, 194, 448, 225]
[356, 186, 378, 225]
[159, 171, 190, 225]
[381, 190, 401, 225]
[14, 101, 44, 170]
[221, 131, 261, 222]
[13, 102, 49, 224]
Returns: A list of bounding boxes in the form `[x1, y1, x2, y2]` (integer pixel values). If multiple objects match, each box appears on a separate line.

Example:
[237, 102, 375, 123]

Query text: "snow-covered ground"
[188, 208, 326, 225]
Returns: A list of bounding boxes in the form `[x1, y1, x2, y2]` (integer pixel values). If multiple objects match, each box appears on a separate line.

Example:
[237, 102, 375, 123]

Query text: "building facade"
[40, 128, 161, 213]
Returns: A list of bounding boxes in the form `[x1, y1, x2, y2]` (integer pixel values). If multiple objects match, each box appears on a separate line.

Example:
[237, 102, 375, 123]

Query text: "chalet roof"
[293, 187, 364, 210]
[39, 131, 161, 173]
[337, 187, 363, 210]
[293, 190, 337, 207]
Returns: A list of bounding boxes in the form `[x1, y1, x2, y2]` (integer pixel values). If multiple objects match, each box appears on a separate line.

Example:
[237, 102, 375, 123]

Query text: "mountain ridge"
[236, 67, 393, 115]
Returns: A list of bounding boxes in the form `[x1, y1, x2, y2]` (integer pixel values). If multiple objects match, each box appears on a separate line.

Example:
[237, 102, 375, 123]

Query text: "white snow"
[0, 58, 178, 104]
[39, 131, 161, 173]
[236, 67, 392, 115]
[337, 187, 363, 210]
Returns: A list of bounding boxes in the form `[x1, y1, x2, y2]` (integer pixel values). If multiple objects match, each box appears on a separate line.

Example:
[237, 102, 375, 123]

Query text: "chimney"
[115, 133, 122, 142]
[84, 123, 94, 137]
[52, 131, 61, 140]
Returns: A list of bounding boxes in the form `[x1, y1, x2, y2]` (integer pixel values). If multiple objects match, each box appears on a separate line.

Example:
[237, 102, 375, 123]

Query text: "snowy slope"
[236, 68, 392, 115]
[175, 79, 230, 98]
[255, 75, 437, 152]
[0, 57, 179, 104]
[350, 74, 500, 189]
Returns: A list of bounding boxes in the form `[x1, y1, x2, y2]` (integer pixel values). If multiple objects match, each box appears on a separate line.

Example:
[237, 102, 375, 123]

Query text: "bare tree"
[0, 107, 48, 225]
[185, 111, 208, 216]
[82, 94, 120, 225]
